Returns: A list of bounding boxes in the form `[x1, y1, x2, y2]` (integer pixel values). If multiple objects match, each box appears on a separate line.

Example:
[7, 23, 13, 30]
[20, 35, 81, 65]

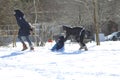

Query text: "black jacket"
[14, 10, 32, 36]
[56, 36, 64, 50]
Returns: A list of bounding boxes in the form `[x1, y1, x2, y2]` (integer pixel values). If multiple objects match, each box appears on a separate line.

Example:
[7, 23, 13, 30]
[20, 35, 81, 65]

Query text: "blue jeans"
[18, 35, 33, 48]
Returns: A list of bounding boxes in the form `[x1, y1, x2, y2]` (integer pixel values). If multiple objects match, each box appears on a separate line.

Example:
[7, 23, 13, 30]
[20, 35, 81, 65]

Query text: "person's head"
[58, 36, 64, 41]
[14, 9, 24, 17]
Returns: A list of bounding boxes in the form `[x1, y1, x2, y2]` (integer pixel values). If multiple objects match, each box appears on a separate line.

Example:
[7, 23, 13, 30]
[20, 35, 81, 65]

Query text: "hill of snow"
[0, 41, 120, 80]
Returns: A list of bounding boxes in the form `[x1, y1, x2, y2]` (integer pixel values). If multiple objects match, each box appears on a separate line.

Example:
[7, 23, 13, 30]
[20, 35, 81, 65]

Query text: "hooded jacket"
[14, 10, 32, 36]
[51, 36, 65, 51]
[56, 36, 64, 50]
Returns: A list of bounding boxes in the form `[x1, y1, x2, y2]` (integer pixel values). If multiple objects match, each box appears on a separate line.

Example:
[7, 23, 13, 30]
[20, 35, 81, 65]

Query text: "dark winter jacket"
[14, 10, 32, 36]
[56, 36, 64, 50]
[51, 36, 65, 51]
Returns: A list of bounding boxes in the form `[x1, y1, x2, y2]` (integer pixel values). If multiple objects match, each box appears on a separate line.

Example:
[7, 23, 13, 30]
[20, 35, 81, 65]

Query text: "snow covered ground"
[0, 41, 120, 80]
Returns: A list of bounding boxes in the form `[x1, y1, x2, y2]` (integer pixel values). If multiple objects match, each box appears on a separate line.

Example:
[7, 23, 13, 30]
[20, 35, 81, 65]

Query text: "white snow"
[0, 41, 120, 80]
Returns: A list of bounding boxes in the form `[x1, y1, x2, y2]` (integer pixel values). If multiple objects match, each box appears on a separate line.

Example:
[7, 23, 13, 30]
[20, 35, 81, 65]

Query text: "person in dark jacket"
[51, 36, 65, 52]
[14, 9, 34, 51]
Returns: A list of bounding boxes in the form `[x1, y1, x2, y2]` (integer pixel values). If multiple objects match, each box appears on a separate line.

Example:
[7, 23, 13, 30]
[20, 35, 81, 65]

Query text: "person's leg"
[18, 36, 28, 51]
[51, 43, 57, 51]
[25, 36, 34, 50]
[57, 46, 64, 52]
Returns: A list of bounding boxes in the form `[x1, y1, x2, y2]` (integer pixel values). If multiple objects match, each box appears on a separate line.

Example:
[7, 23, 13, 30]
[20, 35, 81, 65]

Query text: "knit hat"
[14, 9, 24, 17]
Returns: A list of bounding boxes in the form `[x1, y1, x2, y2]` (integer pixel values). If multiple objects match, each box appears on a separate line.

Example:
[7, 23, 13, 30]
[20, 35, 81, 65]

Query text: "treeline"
[0, 0, 120, 35]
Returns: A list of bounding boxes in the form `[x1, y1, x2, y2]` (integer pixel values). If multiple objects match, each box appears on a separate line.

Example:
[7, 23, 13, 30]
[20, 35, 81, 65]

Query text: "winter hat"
[14, 9, 24, 17]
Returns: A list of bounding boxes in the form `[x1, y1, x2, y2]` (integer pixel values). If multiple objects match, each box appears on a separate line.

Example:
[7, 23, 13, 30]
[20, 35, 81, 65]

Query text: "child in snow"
[51, 36, 65, 52]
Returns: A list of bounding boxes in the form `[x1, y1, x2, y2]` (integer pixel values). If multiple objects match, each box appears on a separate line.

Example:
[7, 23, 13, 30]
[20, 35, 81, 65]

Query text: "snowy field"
[0, 41, 120, 80]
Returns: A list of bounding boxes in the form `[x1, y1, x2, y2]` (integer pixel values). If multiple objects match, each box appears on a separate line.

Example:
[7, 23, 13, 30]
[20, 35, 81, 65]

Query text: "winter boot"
[22, 43, 28, 51]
